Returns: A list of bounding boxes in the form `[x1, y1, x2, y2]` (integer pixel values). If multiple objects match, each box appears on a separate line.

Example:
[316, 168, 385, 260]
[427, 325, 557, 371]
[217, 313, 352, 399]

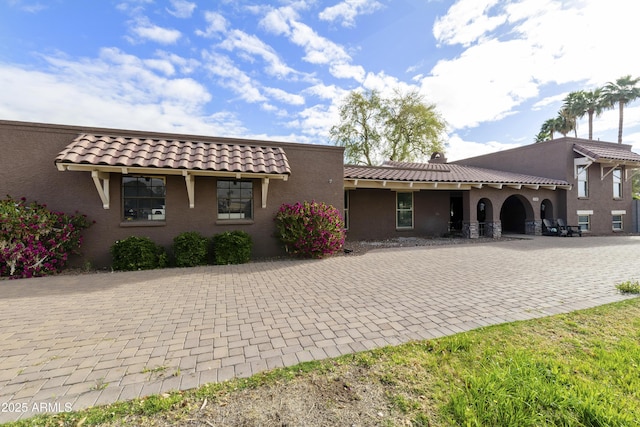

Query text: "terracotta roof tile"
[55, 134, 291, 175]
[345, 161, 569, 186]
[573, 141, 640, 163]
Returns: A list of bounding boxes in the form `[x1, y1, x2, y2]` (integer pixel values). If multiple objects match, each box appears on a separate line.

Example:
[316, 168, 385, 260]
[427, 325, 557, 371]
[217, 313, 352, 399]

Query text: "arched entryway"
[500, 195, 533, 234]
[541, 199, 554, 233]
[477, 198, 493, 237]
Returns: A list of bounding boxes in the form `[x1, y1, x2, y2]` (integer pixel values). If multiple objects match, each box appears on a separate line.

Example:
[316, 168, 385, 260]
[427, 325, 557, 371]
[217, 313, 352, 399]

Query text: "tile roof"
[344, 161, 570, 186]
[573, 141, 640, 164]
[55, 133, 291, 175]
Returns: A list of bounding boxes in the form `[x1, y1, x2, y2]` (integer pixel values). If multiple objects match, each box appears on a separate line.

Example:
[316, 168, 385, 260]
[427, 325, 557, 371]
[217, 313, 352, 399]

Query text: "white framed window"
[613, 167, 622, 198]
[578, 215, 590, 231]
[612, 210, 626, 231]
[217, 180, 253, 220]
[612, 215, 623, 231]
[577, 210, 593, 232]
[122, 175, 166, 221]
[396, 192, 413, 229]
[344, 191, 350, 230]
[577, 165, 588, 198]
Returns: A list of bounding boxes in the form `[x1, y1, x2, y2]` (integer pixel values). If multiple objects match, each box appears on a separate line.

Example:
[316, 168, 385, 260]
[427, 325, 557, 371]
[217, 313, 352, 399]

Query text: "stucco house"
[2, 120, 639, 269]
[345, 138, 640, 240]
[0, 120, 343, 267]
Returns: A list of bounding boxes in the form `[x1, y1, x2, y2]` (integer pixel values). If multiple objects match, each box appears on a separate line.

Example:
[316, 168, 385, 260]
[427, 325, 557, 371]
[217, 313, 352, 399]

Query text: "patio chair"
[557, 218, 582, 237]
[542, 218, 559, 236]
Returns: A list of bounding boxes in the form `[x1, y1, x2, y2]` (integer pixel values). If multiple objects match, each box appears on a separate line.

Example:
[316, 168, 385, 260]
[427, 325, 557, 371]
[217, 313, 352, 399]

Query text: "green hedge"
[212, 230, 252, 265]
[110, 236, 168, 271]
[172, 231, 209, 267]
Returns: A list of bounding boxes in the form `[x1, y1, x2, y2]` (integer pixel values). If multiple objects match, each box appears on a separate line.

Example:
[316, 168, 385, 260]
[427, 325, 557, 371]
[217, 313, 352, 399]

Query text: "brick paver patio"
[1, 236, 639, 422]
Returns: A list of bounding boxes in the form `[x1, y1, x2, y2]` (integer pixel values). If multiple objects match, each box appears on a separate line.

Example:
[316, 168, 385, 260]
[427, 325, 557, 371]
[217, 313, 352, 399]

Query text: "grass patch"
[616, 279, 640, 294]
[4, 298, 640, 426]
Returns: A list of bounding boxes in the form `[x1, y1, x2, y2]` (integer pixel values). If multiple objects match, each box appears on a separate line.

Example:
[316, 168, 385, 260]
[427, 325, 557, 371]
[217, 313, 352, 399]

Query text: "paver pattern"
[1, 236, 639, 422]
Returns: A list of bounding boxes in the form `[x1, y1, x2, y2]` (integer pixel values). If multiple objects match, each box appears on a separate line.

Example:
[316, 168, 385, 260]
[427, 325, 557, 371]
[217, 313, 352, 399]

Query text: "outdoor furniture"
[542, 218, 559, 236]
[557, 218, 582, 237]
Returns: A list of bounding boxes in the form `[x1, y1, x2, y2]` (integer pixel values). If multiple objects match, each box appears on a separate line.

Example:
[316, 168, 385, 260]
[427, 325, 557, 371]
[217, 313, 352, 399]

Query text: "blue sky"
[1, 0, 639, 161]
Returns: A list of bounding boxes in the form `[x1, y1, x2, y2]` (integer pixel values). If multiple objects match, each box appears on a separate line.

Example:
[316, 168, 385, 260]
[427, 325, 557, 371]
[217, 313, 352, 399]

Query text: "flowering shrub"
[0, 196, 92, 279]
[275, 201, 345, 258]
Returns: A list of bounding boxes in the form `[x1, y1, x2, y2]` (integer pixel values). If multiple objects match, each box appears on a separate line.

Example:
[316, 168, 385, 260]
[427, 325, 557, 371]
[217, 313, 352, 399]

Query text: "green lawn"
[5, 297, 640, 426]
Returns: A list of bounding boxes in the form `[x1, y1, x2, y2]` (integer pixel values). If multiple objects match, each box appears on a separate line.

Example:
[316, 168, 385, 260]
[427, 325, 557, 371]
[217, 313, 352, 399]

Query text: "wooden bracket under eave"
[261, 177, 270, 208]
[91, 171, 110, 209]
[183, 171, 195, 208]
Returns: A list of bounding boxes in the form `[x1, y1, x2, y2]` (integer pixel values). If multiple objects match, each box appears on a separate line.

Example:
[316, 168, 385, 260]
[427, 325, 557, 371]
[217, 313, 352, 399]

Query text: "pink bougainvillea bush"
[275, 201, 345, 259]
[0, 196, 92, 279]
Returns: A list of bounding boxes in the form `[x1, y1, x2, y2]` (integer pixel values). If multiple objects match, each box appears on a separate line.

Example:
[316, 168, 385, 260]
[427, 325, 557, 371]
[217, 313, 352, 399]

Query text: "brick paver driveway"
[1, 236, 639, 422]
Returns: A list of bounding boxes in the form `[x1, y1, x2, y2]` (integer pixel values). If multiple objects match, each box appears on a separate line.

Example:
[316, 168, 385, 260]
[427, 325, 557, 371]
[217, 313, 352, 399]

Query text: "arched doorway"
[500, 195, 533, 234]
[541, 199, 554, 233]
[477, 198, 493, 237]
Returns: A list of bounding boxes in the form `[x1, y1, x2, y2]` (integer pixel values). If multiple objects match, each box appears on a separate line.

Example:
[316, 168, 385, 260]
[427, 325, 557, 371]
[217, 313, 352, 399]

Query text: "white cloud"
[318, 0, 384, 27]
[259, 6, 297, 36]
[329, 62, 365, 81]
[304, 83, 349, 101]
[433, 0, 505, 47]
[0, 56, 237, 135]
[260, 5, 360, 81]
[154, 50, 200, 74]
[144, 59, 175, 76]
[219, 30, 296, 78]
[445, 134, 522, 162]
[196, 11, 228, 38]
[422, 0, 640, 134]
[263, 87, 305, 105]
[167, 0, 196, 18]
[6, 0, 47, 13]
[131, 18, 182, 44]
[286, 104, 338, 139]
[201, 51, 266, 103]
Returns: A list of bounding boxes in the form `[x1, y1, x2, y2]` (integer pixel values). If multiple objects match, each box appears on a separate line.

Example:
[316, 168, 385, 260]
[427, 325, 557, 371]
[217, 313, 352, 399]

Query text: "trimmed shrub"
[274, 201, 345, 259]
[173, 231, 209, 267]
[0, 196, 92, 279]
[212, 230, 252, 265]
[110, 236, 167, 271]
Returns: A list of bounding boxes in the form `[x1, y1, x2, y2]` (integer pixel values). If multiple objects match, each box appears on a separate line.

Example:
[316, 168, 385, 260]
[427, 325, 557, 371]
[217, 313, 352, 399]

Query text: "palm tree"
[555, 108, 575, 137]
[538, 118, 559, 141]
[602, 75, 640, 143]
[563, 91, 585, 137]
[534, 128, 550, 143]
[564, 90, 605, 139]
[581, 89, 605, 140]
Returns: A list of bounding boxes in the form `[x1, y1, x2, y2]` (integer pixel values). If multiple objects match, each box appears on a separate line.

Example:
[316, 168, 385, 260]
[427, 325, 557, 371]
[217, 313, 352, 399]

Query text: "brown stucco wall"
[345, 189, 451, 240]
[453, 138, 572, 181]
[455, 137, 635, 234]
[0, 120, 344, 268]
[570, 160, 634, 234]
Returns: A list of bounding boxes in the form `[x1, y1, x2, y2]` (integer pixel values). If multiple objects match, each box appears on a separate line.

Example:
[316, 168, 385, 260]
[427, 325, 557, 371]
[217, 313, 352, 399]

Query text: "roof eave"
[344, 178, 569, 191]
[55, 162, 290, 180]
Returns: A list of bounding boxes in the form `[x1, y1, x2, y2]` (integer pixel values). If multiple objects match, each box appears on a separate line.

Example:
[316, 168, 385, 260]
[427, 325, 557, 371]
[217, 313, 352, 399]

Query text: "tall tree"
[382, 90, 447, 162]
[538, 117, 559, 141]
[602, 75, 640, 143]
[329, 90, 383, 165]
[581, 89, 605, 140]
[331, 89, 447, 165]
[555, 108, 576, 137]
[563, 91, 587, 137]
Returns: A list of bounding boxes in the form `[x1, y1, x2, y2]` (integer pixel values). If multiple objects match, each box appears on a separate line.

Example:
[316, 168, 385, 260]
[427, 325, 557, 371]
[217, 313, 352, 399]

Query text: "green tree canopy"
[330, 89, 447, 165]
[602, 75, 640, 143]
[535, 75, 638, 143]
